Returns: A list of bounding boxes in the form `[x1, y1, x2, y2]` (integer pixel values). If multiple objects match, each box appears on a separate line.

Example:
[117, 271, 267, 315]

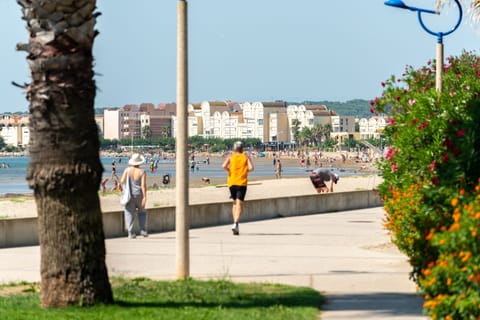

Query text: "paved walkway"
[0, 207, 426, 319]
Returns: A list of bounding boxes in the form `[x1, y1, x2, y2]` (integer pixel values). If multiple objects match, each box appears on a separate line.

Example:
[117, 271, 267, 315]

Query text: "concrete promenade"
[0, 206, 426, 319]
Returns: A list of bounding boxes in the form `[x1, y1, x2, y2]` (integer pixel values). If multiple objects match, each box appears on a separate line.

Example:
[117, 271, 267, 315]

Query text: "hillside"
[298, 99, 372, 118]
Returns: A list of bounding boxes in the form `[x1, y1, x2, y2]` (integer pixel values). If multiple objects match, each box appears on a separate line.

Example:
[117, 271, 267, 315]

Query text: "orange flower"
[451, 197, 459, 207]
[453, 211, 461, 223]
[461, 251, 472, 262]
[446, 278, 452, 286]
[426, 229, 435, 240]
[449, 223, 460, 231]
[459, 188, 465, 195]
[470, 227, 477, 237]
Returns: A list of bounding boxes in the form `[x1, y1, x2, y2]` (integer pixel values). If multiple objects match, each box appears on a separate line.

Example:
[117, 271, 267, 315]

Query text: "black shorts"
[309, 174, 326, 189]
[229, 185, 247, 201]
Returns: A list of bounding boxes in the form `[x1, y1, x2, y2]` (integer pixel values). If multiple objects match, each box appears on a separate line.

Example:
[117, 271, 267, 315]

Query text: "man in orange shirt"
[222, 141, 254, 235]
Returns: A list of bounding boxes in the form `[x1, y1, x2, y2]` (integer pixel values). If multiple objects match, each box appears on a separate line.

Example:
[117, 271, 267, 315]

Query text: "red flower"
[432, 176, 439, 186]
[429, 160, 437, 172]
[370, 108, 374, 114]
[418, 121, 429, 130]
[457, 128, 466, 138]
[442, 153, 449, 163]
[391, 164, 398, 172]
[412, 119, 417, 125]
[370, 100, 375, 106]
[386, 147, 395, 160]
[381, 82, 385, 87]
[452, 147, 460, 157]
[389, 119, 395, 126]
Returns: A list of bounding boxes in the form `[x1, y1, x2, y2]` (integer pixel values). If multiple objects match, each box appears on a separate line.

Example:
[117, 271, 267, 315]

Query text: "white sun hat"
[128, 153, 145, 166]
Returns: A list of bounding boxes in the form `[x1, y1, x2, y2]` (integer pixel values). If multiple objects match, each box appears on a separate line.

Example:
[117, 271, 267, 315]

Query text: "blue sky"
[0, 0, 478, 113]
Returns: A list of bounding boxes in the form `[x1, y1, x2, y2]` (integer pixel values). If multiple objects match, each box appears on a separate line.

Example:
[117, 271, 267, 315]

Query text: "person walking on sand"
[120, 153, 148, 239]
[309, 168, 339, 193]
[222, 141, 254, 235]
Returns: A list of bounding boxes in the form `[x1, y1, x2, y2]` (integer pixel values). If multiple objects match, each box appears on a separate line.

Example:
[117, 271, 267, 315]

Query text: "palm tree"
[16, 0, 112, 307]
[298, 127, 312, 148]
[475, 0, 480, 17]
[323, 124, 332, 141]
[311, 124, 323, 146]
[291, 119, 301, 143]
[142, 125, 152, 139]
[437, 0, 480, 19]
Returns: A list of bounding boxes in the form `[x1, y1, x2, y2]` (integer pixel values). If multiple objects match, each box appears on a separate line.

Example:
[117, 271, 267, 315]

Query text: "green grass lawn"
[0, 278, 323, 320]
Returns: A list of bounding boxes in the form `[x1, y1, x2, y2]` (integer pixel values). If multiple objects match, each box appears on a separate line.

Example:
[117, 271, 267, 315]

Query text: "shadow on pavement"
[324, 292, 425, 317]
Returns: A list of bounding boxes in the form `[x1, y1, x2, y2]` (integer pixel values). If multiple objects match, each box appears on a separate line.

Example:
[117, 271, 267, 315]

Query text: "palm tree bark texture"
[16, 0, 113, 307]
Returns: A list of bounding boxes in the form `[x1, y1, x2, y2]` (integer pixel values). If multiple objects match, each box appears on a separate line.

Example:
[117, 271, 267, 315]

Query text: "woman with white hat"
[120, 153, 148, 238]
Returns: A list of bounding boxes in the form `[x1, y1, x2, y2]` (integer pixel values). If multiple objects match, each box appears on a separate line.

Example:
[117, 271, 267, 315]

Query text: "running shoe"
[231, 223, 239, 236]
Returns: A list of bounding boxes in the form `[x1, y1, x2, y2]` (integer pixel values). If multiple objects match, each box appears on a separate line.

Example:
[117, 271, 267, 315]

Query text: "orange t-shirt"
[228, 153, 249, 187]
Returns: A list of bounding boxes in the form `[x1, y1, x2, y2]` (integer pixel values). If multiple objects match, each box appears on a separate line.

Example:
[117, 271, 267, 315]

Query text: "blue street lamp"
[384, 0, 463, 92]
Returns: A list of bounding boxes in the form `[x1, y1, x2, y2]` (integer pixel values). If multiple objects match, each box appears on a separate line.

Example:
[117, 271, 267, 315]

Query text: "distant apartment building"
[102, 100, 348, 145]
[0, 114, 29, 147]
[286, 105, 336, 142]
[358, 116, 388, 139]
[104, 103, 174, 140]
[172, 101, 291, 143]
[330, 115, 357, 145]
[331, 115, 355, 133]
[138, 103, 175, 138]
[262, 102, 289, 143]
[95, 114, 104, 134]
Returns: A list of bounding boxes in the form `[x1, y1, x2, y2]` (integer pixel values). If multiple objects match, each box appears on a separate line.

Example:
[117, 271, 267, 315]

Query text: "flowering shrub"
[422, 186, 480, 319]
[372, 52, 480, 318]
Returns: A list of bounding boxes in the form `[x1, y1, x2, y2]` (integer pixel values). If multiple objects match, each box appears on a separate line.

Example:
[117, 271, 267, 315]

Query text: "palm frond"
[472, 0, 480, 21]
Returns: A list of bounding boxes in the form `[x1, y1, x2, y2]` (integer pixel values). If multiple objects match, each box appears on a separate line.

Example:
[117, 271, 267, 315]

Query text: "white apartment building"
[240, 102, 264, 140]
[287, 105, 336, 142]
[0, 115, 30, 147]
[358, 116, 388, 139]
[103, 101, 345, 145]
[103, 109, 121, 140]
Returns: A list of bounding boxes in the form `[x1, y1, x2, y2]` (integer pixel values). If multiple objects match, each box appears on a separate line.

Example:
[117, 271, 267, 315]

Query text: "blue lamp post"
[384, 0, 463, 92]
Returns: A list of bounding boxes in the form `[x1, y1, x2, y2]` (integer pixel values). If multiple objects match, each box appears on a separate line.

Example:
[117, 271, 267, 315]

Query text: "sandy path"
[0, 175, 382, 219]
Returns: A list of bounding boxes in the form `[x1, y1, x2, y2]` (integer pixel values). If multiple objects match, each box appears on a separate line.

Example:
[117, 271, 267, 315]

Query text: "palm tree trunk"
[17, 0, 112, 307]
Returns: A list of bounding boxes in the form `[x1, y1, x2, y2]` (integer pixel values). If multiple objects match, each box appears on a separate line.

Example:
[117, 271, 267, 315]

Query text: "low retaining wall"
[0, 190, 382, 248]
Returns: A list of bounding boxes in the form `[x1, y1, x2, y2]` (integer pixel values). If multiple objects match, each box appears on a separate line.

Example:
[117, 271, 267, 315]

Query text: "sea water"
[0, 156, 361, 195]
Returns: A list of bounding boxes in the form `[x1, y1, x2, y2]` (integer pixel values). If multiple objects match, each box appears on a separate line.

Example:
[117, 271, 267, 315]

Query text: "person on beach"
[309, 168, 339, 193]
[222, 141, 254, 235]
[110, 159, 119, 186]
[275, 159, 282, 179]
[120, 153, 148, 239]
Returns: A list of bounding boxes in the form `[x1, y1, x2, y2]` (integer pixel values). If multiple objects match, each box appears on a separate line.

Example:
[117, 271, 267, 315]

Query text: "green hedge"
[372, 51, 480, 319]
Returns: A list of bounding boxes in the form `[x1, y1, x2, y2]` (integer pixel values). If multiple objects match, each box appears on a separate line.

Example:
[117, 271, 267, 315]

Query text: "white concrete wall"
[0, 190, 382, 248]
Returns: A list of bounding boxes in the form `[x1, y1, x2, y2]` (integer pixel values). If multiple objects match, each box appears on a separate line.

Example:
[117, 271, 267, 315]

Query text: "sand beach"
[0, 152, 382, 219]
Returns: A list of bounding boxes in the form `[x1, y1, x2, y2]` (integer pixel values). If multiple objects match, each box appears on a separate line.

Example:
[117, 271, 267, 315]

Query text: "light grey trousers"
[124, 195, 147, 234]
